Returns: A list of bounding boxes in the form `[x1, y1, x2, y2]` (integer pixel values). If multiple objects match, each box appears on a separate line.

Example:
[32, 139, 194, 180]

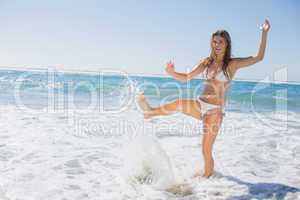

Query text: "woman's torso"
[199, 61, 236, 106]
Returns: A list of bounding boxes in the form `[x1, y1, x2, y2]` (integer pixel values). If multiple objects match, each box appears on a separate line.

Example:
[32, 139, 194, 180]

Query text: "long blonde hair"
[204, 30, 232, 80]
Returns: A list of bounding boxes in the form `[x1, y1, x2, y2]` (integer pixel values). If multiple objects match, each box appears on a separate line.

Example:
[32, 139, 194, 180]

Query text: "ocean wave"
[0, 69, 299, 113]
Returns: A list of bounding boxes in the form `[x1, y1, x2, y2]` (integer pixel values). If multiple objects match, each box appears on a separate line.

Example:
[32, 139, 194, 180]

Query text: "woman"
[137, 19, 270, 178]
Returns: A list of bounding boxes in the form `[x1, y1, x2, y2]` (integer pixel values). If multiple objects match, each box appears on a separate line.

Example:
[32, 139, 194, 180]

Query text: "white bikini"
[197, 67, 230, 117]
[202, 66, 229, 82]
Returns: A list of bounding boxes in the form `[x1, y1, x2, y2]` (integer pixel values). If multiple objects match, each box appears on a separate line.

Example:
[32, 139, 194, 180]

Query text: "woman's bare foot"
[136, 92, 153, 119]
[202, 171, 214, 178]
[192, 171, 213, 179]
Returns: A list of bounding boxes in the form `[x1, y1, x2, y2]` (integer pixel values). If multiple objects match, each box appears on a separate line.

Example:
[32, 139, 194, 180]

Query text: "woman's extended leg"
[137, 93, 202, 120]
[202, 109, 223, 178]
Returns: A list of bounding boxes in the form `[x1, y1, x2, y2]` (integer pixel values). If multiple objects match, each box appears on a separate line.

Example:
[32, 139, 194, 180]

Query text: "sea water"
[0, 69, 299, 200]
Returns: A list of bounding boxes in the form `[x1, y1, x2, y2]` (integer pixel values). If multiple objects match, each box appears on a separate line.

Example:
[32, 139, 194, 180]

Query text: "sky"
[0, 0, 299, 82]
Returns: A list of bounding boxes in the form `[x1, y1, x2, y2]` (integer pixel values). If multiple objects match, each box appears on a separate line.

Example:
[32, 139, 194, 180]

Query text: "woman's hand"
[260, 19, 270, 33]
[165, 61, 175, 75]
[233, 19, 270, 70]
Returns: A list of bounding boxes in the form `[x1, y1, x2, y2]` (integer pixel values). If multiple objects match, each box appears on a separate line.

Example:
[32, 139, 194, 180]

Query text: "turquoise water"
[1, 68, 300, 199]
[0, 69, 299, 113]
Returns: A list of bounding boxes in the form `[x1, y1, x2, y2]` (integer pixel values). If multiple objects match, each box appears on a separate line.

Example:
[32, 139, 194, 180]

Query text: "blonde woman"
[138, 20, 270, 178]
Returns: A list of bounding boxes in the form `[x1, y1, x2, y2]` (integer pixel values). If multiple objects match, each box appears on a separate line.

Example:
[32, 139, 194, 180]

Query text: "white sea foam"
[0, 105, 299, 199]
[120, 134, 176, 190]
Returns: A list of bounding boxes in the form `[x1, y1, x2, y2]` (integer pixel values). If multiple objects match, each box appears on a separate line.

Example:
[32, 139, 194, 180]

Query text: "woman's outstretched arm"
[231, 19, 271, 70]
[165, 60, 206, 81]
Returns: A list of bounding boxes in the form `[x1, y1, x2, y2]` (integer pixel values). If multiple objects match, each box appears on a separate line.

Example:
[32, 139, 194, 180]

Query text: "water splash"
[120, 134, 176, 190]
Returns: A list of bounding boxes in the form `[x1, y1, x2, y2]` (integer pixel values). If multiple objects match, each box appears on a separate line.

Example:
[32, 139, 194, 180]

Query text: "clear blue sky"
[0, 0, 299, 82]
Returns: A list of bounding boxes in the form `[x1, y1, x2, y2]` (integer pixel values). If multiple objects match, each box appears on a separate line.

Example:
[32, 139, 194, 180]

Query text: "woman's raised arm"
[165, 60, 206, 81]
[231, 19, 270, 70]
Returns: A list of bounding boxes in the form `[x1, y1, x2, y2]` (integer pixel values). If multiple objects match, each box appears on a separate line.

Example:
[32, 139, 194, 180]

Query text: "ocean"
[0, 68, 299, 200]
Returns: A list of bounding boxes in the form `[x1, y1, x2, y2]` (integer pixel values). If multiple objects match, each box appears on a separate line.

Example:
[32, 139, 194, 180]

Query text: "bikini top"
[202, 66, 230, 82]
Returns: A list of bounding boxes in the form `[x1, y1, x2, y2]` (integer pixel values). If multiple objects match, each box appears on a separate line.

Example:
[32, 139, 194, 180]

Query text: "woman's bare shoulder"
[227, 59, 239, 79]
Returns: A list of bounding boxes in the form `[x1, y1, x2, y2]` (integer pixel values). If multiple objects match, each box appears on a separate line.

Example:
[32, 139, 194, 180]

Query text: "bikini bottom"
[196, 96, 224, 117]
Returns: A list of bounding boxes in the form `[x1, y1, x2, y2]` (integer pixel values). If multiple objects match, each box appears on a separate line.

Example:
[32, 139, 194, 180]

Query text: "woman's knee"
[174, 99, 183, 110]
[202, 143, 213, 156]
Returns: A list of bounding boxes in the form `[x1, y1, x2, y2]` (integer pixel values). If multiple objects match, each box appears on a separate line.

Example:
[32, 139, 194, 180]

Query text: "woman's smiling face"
[212, 35, 227, 56]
